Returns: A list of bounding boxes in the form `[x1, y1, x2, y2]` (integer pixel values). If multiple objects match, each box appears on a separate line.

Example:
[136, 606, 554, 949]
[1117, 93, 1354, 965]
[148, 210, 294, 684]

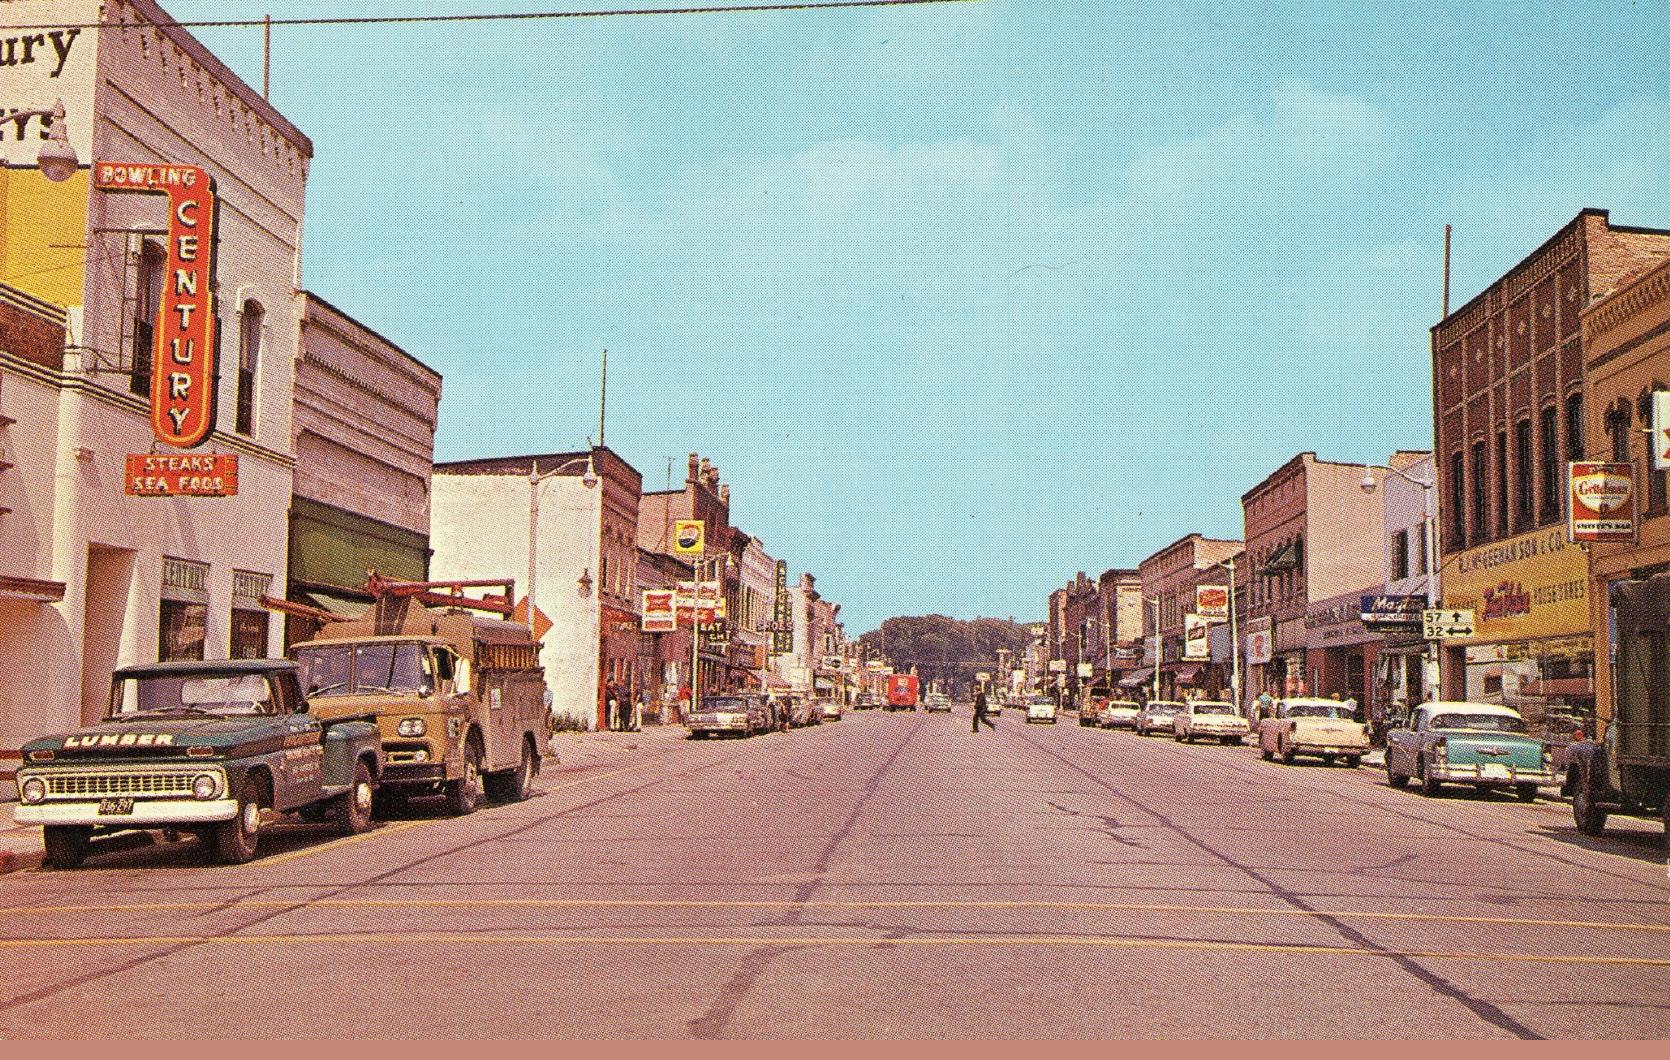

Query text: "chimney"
[699, 458, 711, 488]
[706, 463, 720, 489]
[718, 484, 730, 505]
[687, 453, 700, 485]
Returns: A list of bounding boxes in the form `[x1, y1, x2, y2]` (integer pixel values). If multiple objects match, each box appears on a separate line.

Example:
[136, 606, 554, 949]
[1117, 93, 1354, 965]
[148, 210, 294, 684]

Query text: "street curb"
[0, 847, 43, 875]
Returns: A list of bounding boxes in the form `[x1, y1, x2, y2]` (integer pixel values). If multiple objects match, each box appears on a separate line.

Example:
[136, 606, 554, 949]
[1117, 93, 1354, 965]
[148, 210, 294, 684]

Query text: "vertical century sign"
[94, 162, 220, 448]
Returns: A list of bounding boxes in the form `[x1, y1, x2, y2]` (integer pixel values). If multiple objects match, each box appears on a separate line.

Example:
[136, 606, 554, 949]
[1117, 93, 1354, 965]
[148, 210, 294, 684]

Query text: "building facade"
[1, 0, 310, 773]
[1371, 450, 1438, 719]
[430, 447, 642, 729]
[1432, 209, 1670, 729]
[1137, 535, 1241, 701]
[1582, 254, 1670, 736]
[284, 292, 440, 643]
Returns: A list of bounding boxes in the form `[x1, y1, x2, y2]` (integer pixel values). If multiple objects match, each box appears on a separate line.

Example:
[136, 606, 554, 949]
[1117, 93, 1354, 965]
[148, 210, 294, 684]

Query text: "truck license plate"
[1481, 764, 1511, 780]
[98, 797, 135, 815]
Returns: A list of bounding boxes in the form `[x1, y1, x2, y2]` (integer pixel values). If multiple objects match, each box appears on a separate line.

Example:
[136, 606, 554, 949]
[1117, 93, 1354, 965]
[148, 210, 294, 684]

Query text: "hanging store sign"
[123, 452, 237, 496]
[94, 162, 220, 448]
[675, 580, 725, 625]
[641, 589, 676, 633]
[1653, 392, 1670, 472]
[1568, 462, 1636, 543]
[1195, 585, 1229, 621]
[1245, 615, 1273, 665]
[772, 559, 793, 653]
[672, 519, 705, 554]
[1360, 593, 1425, 629]
[1183, 613, 1211, 660]
[1048, 659, 1066, 673]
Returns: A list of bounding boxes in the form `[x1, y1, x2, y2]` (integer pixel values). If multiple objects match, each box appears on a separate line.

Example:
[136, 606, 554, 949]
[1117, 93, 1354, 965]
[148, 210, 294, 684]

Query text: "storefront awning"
[1259, 540, 1300, 574]
[298, 589, 369, 617]
[1172, 664, 1205, 685]
[1119, 667, 1154, 687]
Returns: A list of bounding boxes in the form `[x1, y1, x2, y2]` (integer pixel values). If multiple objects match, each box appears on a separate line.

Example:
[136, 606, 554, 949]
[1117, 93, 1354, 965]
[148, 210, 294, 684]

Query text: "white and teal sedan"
[1385, 702, 1557, 801]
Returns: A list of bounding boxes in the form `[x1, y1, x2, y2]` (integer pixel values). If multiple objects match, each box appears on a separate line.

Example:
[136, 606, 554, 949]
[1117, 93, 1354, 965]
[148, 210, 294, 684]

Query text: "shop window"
[1539, 406, 1559, 522]
[1390, 530, 1409, 582]
[236, 300, 262, 436]
[159, 557, 209, 661]
[1515, 418, 1534, 530]
[131, 241, 166, 396]
[1470, 440, 1488, 544]
[230, 569, 272, 659]
[1494, 431, 1509, 537]
[1449, 451, 1466, 548]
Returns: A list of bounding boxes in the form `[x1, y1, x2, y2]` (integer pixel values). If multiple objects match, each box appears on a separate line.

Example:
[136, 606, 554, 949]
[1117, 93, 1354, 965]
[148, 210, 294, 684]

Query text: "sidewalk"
[0, 723, 696, 875]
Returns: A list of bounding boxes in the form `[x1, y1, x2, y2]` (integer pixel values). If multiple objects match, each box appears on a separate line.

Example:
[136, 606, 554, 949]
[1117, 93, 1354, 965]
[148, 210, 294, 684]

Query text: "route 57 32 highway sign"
[1422, 608, 1476, 639]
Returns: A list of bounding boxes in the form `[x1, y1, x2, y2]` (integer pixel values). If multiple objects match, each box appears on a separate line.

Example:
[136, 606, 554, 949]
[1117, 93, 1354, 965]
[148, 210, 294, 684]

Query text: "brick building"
[1432, 209, 1670, 726]
[1581, 254, 1670, 736]
[1137, 535, 1241, 701]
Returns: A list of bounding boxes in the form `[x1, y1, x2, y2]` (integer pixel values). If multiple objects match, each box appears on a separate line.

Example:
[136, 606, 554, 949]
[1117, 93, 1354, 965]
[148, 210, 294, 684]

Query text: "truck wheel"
[1261, 743, 1273, 762]
[445, 742, 484, 816]
[215, 779, 263, 864]
[486, 740, 536, 803]
[1343, 756, 1360, 769]
[1513, 783, 1537, 803]
[1279, 740, 1296, 765]
[1572, 780, 1608, 835]
[1386, 759, 1408, 788]
[1417, 757, 1442, 797]
[331, 759, 376, 834]
[43, 825, 90, 869]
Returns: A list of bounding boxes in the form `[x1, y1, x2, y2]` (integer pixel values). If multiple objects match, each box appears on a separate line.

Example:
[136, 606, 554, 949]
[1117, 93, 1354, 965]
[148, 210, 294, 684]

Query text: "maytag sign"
[1568, 462, 1636, 544]
[1359, 593, 1425, 630]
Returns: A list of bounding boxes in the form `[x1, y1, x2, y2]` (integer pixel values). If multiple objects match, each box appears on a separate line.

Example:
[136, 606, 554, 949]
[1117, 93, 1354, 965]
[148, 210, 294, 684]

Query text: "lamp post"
[1215, 557, 1242, 712]
[0, 101, 78, 182]
[1145, 595, 1162, 703]
[527, 453, 599, 635]
[1361, 464, 1439, 702]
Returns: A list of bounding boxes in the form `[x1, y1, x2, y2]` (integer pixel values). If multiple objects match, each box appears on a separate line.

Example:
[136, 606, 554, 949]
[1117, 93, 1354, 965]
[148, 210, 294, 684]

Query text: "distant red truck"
[886, 674, 920, 711]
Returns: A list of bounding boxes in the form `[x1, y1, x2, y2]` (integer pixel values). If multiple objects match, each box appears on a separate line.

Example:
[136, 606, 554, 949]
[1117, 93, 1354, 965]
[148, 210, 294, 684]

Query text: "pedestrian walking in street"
[972, 689, 995, 732]
[606, 683, 623, 731]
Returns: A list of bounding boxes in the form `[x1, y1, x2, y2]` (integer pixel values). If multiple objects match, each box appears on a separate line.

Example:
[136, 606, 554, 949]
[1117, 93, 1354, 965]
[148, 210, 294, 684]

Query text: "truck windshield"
[109, 673, 276, 718]
[296, 643, 429, 696]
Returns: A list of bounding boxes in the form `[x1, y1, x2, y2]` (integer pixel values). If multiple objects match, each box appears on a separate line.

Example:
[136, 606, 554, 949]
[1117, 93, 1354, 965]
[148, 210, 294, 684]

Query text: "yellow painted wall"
[0, 166, 89, 310]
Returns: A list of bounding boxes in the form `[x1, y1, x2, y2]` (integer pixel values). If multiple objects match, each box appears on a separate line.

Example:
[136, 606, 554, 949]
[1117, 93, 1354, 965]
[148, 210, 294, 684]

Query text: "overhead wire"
[0, 0, 980, 31]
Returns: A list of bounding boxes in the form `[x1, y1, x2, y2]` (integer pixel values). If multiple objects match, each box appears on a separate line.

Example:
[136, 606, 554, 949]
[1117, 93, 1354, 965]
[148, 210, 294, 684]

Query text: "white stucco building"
[1, 0, 310, 773]
[1375, 450, 1439, 710]
[430, 448, 642, 729]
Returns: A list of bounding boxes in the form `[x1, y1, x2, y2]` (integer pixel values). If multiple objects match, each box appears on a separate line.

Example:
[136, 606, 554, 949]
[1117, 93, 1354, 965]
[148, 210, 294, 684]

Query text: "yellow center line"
[4, 896, 1667, 936]
[1, 931, 1665, 967]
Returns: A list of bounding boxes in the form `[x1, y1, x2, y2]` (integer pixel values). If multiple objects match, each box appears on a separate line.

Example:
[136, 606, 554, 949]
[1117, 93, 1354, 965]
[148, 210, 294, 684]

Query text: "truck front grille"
[42, 771, 197, 798]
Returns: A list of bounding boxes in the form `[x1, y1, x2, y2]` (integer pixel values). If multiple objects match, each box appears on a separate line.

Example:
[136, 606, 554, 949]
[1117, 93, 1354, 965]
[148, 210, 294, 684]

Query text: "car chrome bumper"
[383, 762, 449, 785]
[1292, 741, 1368, 754]
[14, 798, 240, 827]
[688, 720, 749, 732]
[1432, 764, 1557, 785]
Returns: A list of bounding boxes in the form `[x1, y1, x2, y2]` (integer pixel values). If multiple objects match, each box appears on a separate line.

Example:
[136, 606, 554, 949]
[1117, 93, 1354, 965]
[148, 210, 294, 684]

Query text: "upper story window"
[1539, 405, 1560, 523]
[1390, 529, 1409, 582]
[1495, 431, 1509, 537]
[1514, 418, 1534, 531]
[1565, 394, 1584, 463]
[1449, 450, 1466, 549]
[131, 241, 166, 396]
[236, 300, 263, 436]
[1470, 440, 1488, 544]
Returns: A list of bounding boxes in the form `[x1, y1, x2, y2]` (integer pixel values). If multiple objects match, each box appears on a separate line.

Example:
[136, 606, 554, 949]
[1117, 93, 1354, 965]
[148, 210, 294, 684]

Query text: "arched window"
[236, 300, 263, 435]
[131, 241, 166, 396]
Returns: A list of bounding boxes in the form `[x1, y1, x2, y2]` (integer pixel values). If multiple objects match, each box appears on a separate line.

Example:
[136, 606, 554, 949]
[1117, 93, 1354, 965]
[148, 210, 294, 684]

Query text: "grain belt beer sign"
[1183, 613, 1211, 659]
[641, 589, 676, 633]
[1568, 462, 1636, 543]
[123, 453, 238, 497]
[94, 162, 220, 448]
[1195, 584, 1229, 621]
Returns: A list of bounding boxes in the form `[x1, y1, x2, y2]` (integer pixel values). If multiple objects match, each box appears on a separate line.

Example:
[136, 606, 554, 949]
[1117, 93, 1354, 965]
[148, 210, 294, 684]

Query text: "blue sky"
[167, 0, 1670, 635]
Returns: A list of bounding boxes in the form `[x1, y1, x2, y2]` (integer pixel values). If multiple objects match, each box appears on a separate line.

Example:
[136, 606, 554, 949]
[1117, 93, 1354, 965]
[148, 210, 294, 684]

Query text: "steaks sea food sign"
[1568, 462, 1636, 543]
[94, 162, 220, 449]
[124, 453, 238, 497]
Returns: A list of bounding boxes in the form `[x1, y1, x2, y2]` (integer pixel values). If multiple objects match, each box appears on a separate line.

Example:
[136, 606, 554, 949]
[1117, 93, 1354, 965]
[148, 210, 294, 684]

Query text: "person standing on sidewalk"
[972, 689, 995, 732]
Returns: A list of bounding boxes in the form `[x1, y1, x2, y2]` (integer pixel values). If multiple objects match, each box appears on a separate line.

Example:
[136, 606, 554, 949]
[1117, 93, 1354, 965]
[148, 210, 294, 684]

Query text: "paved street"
[1, 708, 1666, 1039]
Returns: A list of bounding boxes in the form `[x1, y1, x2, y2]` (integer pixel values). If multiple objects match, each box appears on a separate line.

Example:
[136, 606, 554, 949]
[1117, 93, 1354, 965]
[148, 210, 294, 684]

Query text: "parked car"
[1386, 702, 1556, 800]
[1099, 699, 1142, 730]
[1025, 696, 1058, 724]
[1258, 697, 1368, 766]
[1173, 700, 1249, 744]
[15, 659, 382, 868]
[1079, 696, 1107, 727]
[787, 696, 821, 728]
[923, 692, 953, 713]
[820, 700, 843, 721]
[687, 695, 764, 738]
[853, 692, 880, 710]
[1135, 700, 1185, 736]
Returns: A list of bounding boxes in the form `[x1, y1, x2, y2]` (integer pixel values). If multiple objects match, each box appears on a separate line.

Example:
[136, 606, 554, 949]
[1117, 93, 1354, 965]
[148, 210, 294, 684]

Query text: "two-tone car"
[14, 659, 382, 868]
[819, 700, 843, 721]
[1385, 702, 1556, 800]
[1134, 700, 1185, 736]
[1257, 697, 1369, 766]
[686, 695, 764, 738]
[1098, 699, 1142, 729]
[923, 692, 953, 713]
[1172, 700, 1249, 744]
[1025, 695, 1058, 724]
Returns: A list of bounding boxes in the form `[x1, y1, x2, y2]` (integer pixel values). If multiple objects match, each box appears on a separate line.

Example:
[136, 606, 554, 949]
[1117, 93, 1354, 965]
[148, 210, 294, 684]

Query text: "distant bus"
[886, 673, 920, 711]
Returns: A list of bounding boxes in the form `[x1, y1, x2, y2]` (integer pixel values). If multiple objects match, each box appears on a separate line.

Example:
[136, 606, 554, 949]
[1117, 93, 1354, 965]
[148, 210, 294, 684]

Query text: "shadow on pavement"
[1530, 822, 1668, 866]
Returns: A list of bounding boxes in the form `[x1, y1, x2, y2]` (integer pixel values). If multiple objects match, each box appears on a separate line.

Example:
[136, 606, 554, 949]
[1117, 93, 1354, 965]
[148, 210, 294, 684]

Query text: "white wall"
[431, 472, 600, 727]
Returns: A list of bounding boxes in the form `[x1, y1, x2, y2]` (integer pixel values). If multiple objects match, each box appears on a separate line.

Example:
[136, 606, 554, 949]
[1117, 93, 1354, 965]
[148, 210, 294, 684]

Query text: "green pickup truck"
[14, 659, 382, 868]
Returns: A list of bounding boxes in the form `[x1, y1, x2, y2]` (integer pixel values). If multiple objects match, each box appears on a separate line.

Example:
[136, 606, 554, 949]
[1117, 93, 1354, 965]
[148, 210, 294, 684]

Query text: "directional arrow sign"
[1423, 608, 1475, 639]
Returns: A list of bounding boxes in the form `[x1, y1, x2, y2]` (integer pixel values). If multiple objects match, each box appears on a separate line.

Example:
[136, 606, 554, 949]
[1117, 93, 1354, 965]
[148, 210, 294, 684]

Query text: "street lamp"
[1, 101, 78, 182]
[528, 453, 599, 634]
[1214, 557, 1242, 713]
[1361, 464, 1439, 701]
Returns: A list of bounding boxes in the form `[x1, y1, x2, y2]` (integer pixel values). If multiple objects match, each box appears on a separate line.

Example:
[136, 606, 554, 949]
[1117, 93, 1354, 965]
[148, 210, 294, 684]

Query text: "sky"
[161, 0, 1670, 635]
